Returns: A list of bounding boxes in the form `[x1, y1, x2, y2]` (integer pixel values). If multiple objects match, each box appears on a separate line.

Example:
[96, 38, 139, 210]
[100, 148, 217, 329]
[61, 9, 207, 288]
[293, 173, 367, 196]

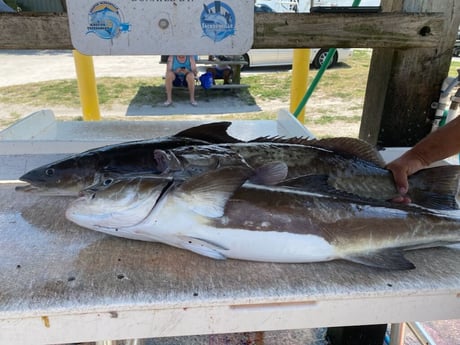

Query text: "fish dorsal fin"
[312, 137, 386, 167]
[176, 166, 253, 218]
[177, 235, 228, 259]
[250, 161, 288, 185]
[347, 249, 416, 270]
[249, 136, 385, 167]
[249, 135, 316, 144]
[174, 122, 242, 143]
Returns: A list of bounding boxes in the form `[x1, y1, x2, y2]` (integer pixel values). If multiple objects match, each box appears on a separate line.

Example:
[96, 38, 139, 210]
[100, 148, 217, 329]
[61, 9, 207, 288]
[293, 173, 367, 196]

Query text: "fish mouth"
[15, 183, 78, 197]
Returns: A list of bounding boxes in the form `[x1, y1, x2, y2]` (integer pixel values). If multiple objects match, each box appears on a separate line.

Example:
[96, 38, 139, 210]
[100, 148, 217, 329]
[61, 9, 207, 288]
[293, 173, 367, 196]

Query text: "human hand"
[385, 152, 426, 203]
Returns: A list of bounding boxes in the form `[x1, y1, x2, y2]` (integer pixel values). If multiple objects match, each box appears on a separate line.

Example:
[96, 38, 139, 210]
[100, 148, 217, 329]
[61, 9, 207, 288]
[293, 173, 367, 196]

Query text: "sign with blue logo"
[66, 0, 254, 55]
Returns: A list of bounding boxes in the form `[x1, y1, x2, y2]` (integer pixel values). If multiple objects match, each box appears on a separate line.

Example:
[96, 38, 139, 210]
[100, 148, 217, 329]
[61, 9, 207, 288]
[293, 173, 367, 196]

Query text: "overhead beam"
[0, 12, 445, 50]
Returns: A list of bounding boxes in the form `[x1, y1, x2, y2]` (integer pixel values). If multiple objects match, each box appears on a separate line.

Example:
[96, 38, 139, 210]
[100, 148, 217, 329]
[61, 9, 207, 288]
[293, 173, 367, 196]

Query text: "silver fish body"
[66, 168, 460, 270]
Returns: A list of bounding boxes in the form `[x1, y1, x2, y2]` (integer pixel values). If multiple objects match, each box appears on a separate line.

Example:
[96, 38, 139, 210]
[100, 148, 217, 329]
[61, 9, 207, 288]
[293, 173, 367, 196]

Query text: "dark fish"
[220, 140, 460, 210]
[152, 138, 460, 210]
[17, 122, 241, 196]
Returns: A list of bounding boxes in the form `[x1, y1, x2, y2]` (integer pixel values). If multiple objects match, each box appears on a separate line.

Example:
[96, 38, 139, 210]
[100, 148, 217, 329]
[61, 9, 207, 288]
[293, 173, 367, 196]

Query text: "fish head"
[65, 176, 172, 231]
[17, 152, 102, 196]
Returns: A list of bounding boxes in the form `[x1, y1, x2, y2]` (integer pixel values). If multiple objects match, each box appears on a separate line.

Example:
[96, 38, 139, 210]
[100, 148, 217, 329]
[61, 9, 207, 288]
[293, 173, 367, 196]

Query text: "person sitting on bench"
[164, 55, 198, 107]
[207, 55, 232, 85]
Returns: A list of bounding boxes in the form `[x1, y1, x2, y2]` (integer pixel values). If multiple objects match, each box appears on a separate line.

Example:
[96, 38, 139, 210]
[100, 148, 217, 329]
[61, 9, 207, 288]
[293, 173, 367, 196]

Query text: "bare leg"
[186, 73, 196, 104]
[164, 71, 175, 104]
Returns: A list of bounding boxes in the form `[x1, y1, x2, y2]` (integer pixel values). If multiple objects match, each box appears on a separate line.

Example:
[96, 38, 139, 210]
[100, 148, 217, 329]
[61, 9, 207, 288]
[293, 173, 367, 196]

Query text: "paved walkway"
[0, 50, 165, 87]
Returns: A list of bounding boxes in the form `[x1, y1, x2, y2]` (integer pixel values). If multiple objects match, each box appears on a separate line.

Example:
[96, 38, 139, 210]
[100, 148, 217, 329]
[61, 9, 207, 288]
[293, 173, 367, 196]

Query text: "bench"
[162, 76, 250, 91]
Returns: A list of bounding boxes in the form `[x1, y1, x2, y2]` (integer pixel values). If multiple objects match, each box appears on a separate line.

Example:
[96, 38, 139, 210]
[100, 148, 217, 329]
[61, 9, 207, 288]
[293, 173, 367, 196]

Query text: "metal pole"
[389, 323, 406, 345]
[73, 50, 101, 121]
[407, 322, 437, 345]
[289, 48, 310, 123]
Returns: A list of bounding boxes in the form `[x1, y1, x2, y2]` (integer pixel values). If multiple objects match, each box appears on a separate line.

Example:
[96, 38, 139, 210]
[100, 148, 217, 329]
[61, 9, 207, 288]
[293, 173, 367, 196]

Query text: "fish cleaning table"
[0, 111, 459, 344]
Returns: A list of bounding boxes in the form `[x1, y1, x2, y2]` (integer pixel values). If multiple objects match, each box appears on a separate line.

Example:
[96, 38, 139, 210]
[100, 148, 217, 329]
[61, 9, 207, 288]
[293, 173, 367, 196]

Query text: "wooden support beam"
[253, 12, 444, 49]
[0, 12, 445, 50]
[359, 0, 460, 147]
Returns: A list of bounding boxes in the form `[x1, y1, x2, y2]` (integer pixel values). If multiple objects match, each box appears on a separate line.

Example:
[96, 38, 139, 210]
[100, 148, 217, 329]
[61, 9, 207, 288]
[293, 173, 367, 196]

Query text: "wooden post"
[360, 0, 460, 147]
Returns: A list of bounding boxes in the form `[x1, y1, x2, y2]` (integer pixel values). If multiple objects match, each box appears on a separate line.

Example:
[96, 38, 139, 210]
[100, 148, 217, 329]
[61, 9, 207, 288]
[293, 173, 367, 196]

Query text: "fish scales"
[219, 142, 460, 210]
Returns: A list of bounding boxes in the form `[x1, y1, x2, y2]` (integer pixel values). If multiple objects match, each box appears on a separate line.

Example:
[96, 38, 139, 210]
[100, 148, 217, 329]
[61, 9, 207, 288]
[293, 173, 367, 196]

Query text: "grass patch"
[0, 51, 375, 109]
[0, 49, 458, 136]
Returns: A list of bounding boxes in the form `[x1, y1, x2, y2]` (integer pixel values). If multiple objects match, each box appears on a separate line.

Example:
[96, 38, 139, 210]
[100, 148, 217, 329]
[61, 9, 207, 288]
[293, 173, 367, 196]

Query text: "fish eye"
[103, 178, 114, 186]
[45, 168, 55, 176]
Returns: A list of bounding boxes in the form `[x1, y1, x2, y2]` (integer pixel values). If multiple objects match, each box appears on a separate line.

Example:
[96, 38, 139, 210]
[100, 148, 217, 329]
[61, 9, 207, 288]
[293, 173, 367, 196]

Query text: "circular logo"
[201, 1, 236, 42]
[87, 1, 130, 40]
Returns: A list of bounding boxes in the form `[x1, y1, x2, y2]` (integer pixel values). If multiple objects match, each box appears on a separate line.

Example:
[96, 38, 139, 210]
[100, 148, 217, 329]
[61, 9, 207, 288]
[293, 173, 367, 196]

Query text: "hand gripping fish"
[219, 139, 460, 211]
[66, 167, 460, 270]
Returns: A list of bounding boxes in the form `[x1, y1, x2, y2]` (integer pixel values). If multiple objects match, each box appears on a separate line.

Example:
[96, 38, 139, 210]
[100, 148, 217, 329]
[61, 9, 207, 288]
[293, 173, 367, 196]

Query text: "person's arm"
[189, 56, 198, 76]
[386, 116, 460, 197]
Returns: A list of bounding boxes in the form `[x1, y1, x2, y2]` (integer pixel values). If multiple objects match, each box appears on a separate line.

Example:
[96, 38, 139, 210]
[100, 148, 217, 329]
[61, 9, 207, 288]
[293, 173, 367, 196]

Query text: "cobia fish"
[66, 167, 460, 270]
[155, 139, 460, 210]
[17, 122, 242, 196]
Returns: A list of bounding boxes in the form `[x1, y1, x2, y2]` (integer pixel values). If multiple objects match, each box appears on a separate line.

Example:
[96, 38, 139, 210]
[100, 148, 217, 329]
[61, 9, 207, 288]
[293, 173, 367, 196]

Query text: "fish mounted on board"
[66, 167, 460, 270]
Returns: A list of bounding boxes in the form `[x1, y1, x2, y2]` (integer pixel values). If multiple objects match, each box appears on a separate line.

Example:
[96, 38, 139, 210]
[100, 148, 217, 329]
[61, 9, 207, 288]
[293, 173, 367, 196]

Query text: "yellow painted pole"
[72, 50, 101, 121]
[289, 49, 310, 123]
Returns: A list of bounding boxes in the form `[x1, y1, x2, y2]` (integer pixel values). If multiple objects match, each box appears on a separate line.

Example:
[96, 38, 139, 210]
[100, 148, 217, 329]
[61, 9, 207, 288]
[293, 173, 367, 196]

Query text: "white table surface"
[0, 111, 459, 345]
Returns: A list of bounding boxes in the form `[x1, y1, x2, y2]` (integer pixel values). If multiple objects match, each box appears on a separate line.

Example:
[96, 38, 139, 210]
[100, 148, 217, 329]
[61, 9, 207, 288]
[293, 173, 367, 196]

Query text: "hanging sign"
[66, 0, 254, 55]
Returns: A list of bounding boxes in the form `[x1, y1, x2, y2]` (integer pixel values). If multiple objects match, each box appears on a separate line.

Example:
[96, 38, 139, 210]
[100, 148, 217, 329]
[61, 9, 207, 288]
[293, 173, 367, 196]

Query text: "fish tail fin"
[408, 165, 460, 210]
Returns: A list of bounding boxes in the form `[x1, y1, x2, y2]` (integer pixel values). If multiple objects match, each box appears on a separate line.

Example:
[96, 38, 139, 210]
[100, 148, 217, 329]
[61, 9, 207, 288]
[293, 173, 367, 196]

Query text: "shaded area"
[126, 85, 261, 116]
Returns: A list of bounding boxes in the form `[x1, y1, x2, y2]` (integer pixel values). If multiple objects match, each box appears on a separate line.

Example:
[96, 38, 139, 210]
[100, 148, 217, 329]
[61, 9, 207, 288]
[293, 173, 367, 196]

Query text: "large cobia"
[66, 167, 460, 270]
[155, 139, 460, 210]
[17, 122, 242, 196]
[17, 120, 460, 211]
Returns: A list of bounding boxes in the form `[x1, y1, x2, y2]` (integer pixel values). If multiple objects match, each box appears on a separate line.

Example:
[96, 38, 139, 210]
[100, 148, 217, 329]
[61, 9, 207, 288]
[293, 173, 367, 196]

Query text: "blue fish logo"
[201, 1, 236, 42]
[87, 1, 131, 40]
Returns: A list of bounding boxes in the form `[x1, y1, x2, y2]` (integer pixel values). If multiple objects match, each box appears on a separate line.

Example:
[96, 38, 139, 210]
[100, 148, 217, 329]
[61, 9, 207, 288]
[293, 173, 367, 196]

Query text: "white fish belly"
[175, 226, 337, 263]
[131, 199, 337, 263]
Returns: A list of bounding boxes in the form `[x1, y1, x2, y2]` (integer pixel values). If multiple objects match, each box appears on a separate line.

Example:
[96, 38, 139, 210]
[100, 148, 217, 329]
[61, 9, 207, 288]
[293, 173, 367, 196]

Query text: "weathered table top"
[0, 113, 459, 345]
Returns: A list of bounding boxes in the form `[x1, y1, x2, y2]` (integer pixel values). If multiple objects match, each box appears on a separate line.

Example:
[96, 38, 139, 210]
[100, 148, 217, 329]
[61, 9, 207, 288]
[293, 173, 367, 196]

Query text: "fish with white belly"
[66, 167, 460, 270]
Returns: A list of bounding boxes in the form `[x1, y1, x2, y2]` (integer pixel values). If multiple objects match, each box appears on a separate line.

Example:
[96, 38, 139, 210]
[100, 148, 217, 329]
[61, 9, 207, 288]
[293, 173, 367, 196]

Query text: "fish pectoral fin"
[154, 149, 182, 173]
[178, 166, 253, 218]
[178, 235, 228, 260]
[346, 249, 416, 270]
[250, 161, 288, 185]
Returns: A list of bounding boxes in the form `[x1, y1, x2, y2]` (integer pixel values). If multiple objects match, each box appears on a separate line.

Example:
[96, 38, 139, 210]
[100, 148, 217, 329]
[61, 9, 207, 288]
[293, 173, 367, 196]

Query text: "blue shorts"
[173, 74, 188, 87]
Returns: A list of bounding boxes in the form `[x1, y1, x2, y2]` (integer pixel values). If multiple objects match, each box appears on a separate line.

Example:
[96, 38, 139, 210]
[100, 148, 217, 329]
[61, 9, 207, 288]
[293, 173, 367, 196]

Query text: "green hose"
[293, 0, 362, 118]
